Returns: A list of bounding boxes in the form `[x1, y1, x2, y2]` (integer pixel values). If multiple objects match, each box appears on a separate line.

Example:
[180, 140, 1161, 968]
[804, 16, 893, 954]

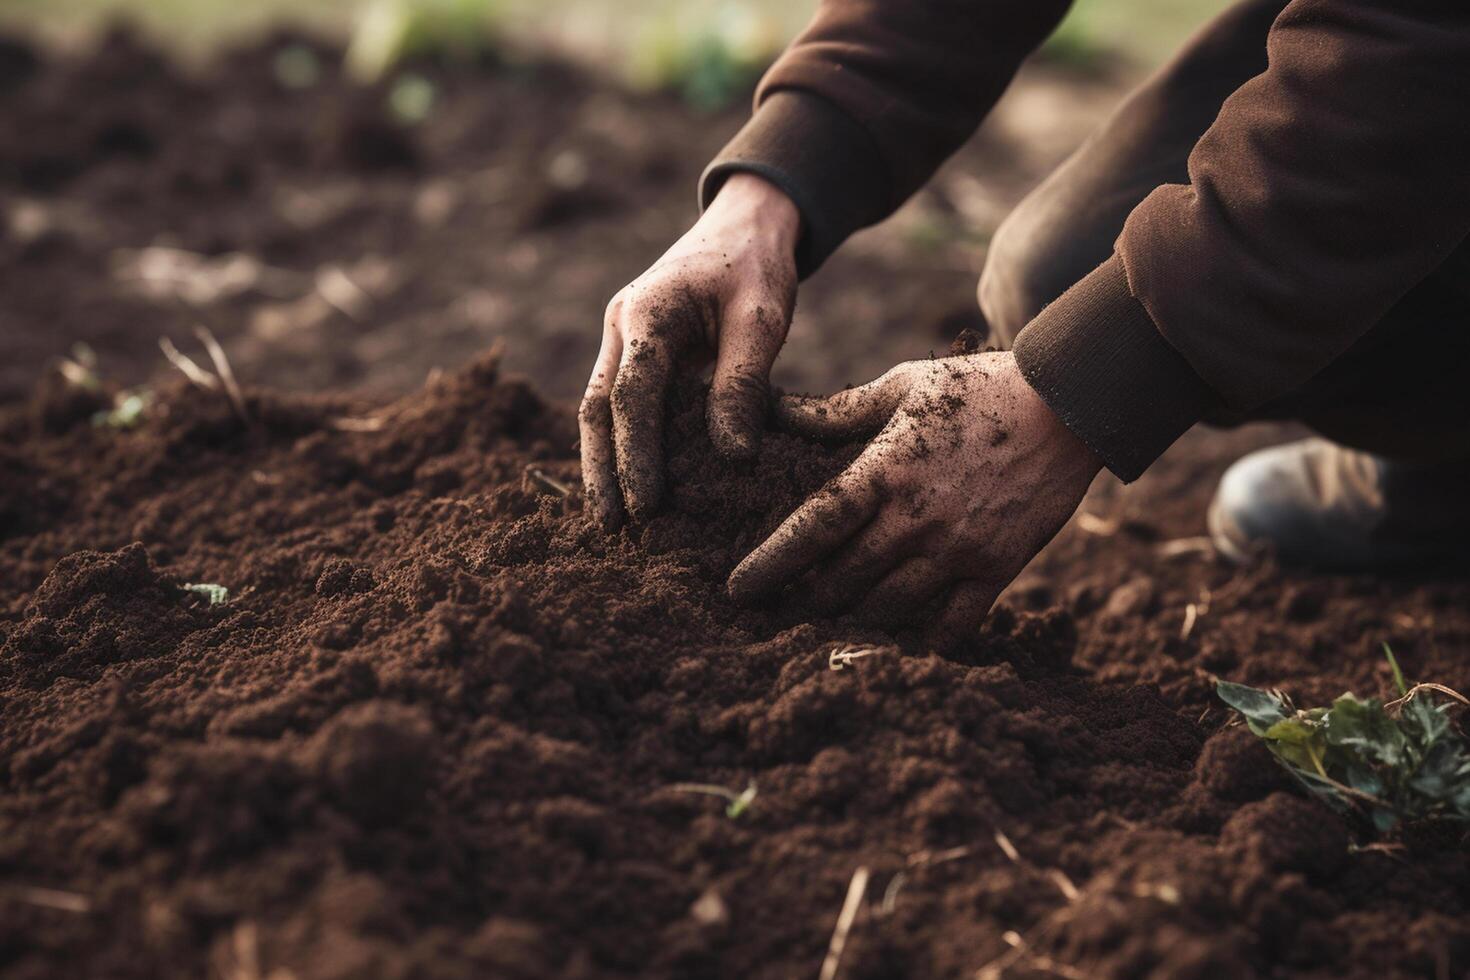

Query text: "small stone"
[690, 887, 728, 926]
[1104, 576, 1156, 618]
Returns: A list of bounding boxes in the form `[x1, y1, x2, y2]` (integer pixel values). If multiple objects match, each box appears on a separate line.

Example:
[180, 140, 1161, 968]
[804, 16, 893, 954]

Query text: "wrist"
[1001, 352, 1104, 476]
[705, 172, 801, 258]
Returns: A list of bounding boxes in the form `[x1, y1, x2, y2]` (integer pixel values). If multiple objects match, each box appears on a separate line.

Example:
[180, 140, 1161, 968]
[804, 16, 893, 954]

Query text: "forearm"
[1018, 0, 1470, 481]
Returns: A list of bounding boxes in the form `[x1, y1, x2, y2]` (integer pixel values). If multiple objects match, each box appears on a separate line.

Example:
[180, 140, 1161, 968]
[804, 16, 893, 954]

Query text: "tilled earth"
[3, 29, 1470, 980]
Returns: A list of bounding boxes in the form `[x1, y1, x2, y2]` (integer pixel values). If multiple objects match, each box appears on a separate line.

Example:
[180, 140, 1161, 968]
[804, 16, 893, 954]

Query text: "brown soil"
[4, 29, 1470, 980]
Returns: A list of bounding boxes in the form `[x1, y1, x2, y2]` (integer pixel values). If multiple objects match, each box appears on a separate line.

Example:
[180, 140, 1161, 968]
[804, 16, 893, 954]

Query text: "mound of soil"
[3, 349, 1469, 980]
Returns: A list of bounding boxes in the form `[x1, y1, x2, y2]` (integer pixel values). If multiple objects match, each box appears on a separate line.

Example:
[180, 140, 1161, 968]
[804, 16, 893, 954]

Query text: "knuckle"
[603, 292, 627, 328]
[577, 392, 611, 428]
[623, 284, 678, 325]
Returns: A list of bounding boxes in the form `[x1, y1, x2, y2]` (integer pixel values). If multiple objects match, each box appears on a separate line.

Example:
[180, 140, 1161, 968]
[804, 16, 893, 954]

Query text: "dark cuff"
[699, 90, 890, 279]
[1013, 255, 1217, 482]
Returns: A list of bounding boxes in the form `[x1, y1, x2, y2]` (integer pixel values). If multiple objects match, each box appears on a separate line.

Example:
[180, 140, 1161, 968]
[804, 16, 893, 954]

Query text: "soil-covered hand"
[728, 351, 1102, 651]
[579, 173, 800, 529]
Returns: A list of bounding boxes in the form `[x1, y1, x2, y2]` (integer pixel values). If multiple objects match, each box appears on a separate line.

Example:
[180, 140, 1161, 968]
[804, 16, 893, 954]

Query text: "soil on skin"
[4, 30, 1470, 980]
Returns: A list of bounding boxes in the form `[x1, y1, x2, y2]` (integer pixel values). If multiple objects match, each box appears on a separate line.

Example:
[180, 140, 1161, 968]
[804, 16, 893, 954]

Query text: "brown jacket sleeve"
[1017, 0, 1470, 478]
[700, 0, 1073, 277]
[707, 0, 1470, 481]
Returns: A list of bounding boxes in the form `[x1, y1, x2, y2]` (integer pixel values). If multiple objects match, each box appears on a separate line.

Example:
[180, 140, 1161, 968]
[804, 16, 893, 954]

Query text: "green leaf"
[1322, 695, 1406, 768]
[1342, 761, 1385, 798]
[1216, 681, 1290, 735]
[1222, 673, 1470, 834]
[1400, 696, 1450, 744]
[1262, 718, 1318, 744]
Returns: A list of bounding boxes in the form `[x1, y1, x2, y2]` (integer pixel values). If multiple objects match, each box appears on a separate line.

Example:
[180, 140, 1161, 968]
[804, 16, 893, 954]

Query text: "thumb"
[707, 300, 788, 459]
[775, 364, 910, 442]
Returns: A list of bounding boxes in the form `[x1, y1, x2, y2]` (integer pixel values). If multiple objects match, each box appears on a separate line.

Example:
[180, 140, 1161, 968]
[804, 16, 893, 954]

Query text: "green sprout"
[388, 73, 436, 124]
[669, 780, 758, 819]
[91, 390, 149, 430]
[346, 0, 502, 84]
[1217, 649, 1470, 833]
[182, 583, 230, 607]
[1384, 642, 1409, 697]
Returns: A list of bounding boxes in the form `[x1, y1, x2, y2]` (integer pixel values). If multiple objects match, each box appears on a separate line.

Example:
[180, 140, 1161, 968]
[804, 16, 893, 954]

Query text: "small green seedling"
[668, 781, 757, 819]
[182, 583, 230, 607]
[388, 74, 435, 124]
[91, 390, 149, 430]
[1217, 648, 1470, 832]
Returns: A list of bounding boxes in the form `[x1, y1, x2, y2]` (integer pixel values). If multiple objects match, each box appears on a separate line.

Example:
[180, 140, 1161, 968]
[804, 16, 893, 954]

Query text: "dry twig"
[818, 866, 870, 980]
[526, 467, 573, 498]
[1157, 536, 1215, 560]
[194, 325, 250, 424]
[829, 644, 891, 671]
[6, 884, 91, 914]
[159, 337, 219, 390]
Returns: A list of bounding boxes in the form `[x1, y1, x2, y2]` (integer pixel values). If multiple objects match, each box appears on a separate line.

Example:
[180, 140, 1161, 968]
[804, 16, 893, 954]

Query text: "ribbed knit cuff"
[699, 90, 890, 279]
[1013, 255, 1217, 482]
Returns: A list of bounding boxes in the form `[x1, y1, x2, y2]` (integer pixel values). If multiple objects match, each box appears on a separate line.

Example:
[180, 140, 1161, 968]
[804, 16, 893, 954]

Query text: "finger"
[707, 299, 787, 459]
[775, 366, 910, 442]
[925, 580, 998, 654]
[578, 314, 624, 531]
[860, 557, 951, 626]
[727, 460, 885, 602]
[806, 510, 922, 612]
[610, 331, 681, 522]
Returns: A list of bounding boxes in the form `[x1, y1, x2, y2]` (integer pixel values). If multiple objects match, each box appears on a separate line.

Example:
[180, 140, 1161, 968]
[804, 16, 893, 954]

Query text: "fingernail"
[725, 566, 755, 604]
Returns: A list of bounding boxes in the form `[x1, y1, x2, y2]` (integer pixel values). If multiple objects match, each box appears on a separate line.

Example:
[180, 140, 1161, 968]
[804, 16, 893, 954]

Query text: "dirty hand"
[727, 351, 1102, 651]
[579, 173, 800, 529]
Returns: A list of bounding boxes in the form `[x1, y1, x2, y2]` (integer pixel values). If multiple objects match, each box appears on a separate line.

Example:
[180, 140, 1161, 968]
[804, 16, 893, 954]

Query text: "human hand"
[579, 173, 800, 529]
[727, 351, 1101, 651]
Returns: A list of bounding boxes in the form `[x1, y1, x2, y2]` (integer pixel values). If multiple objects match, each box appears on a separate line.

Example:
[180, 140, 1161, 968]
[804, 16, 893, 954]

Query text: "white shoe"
[1207, 438, 1470, 570]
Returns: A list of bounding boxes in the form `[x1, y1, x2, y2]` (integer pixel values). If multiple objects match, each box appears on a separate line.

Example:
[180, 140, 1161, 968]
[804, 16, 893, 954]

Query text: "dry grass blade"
[1387, 683, 1470, 711]
[159, 337, 219, 390]
[880, 844, 978, 915]
[56, 343, 101, 390]
[975, 930, 1088, 980]
[908, 845, 973, 869]
[1157, 536, 1215, 559]
[1180, 602, 1199, 641]
[818, 865, 870, 980]
[879, 871, 906, 916]
[1074, 511, 1120, 536]
[194, 325, 250, 424]
[525, 467, 573, 497]
[993, 829, 1080, 903]
[7, 884, 91, 913]
[1046, 869, 1081, 903]
[330, 415, 387, 432]
[316, 265, 372, 320]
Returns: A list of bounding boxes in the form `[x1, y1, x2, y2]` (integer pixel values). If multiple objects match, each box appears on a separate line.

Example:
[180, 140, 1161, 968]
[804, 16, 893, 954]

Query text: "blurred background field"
[0, 0, 1231, 407]
[1, 0, 1230, 94]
